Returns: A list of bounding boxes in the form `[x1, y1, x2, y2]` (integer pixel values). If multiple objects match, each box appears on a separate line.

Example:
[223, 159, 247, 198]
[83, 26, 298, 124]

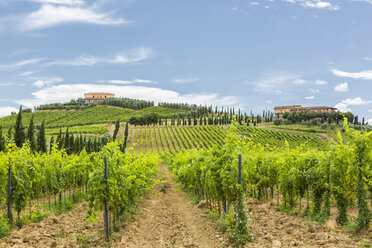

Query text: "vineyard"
[0, 142, 159, 242]
[0, 107, 371, 247]
[167, 120, 371, 245]
[0, 106, 187, 128]
[125, 124, 329, 153]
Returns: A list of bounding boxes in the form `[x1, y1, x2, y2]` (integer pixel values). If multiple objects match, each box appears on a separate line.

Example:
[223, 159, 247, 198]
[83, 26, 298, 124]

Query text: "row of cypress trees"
[0, 106, 47, 153]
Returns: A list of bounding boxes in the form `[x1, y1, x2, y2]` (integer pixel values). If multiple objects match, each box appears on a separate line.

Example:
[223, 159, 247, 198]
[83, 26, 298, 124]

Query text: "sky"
[0, 0, 371, 123]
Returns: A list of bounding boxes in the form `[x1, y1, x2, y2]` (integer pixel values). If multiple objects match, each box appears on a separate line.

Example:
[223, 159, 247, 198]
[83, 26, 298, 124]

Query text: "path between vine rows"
[0, 164, 370, 248]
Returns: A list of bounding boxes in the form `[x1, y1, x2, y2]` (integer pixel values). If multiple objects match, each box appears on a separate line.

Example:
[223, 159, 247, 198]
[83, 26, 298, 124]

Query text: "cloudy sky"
[0, 0, 371, 123]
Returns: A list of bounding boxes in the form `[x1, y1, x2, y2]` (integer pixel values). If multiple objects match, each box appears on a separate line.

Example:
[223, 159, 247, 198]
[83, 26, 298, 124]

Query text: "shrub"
[273, 119, 283, 126]
[0, 215, 11, 238]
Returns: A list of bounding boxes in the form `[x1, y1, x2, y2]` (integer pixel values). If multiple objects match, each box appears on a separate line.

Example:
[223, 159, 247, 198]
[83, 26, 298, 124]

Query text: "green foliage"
[167, 120, 372, 235]
[0, 106, 188, 129]
[27, 115, 36, 152]
[226, 194, 252, 246]
[45, 126, 108, 135]
[0, 214, 11, 238]
[37, 121, 46, 153]
[112, 120, 120, 141]
[14, 106, 25, 148]
[87, 143, 159, 229]
[0, 127, 5, 152]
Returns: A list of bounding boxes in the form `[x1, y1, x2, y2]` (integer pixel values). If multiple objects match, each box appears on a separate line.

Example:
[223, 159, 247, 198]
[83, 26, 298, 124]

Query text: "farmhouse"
[274, 105, 302, 116]
[274, 105, 336, 117]
[78, 92, 115, 103]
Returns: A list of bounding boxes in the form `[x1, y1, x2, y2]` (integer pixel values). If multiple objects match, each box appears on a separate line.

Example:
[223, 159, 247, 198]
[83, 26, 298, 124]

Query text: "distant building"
[274, 105, 336, 117]
[274, 105, 302, 116]
[78, 92, 115, 103]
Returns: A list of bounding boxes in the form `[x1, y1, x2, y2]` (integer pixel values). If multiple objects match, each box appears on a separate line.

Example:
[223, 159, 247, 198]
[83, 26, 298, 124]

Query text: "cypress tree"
[64, 128, 70, 151]
[0, 126, 6, 152]
[7, 127, 12, 141]
[87, 139, 91, 153]
[49, 136, 54, 153]
[37, 121, 46, 153]
[122, 122, 129, 153]
[113, 120, 120, 141]
[27, 114, 36, 151]
[69, 135, 74, 155]
[56, 129, 62, 149]
[14, 106, 26, 147]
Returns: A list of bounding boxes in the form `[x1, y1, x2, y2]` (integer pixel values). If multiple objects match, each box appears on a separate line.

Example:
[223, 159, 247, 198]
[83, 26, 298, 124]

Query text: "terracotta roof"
[274, 105, 302, 109]
[84, 92, 115, 96]
[84, 97, 109, 100]
[291, 106, 337, 111]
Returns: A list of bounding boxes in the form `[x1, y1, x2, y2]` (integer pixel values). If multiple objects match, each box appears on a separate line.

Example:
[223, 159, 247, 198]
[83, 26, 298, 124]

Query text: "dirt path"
[119, 164, 224, 248]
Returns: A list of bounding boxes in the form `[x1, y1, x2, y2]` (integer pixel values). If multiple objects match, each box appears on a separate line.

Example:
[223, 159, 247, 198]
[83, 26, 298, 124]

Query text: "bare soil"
[245, 199, 371, 248]
[119, 164, 223, 248]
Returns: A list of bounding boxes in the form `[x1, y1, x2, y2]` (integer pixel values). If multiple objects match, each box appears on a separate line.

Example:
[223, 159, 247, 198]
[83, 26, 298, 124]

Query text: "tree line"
[1, 107, 131, 155]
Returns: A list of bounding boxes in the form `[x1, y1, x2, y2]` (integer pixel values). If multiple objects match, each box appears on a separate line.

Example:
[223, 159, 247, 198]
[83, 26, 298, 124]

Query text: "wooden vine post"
[7, 158, 13, 224]
[238, 154, 242, 185]
[103, 156, 110, 240]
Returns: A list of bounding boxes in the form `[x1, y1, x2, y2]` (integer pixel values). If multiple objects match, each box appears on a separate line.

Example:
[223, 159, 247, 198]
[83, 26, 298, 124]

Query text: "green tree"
[113, 120, 120, 141]
[56, 129, 63, 149]
[37, 121, 47, 153]
[0, 126, 5, 152]
[121, 122, 129, 153]
[7, 127, 12, 141]
[49, 136, 54, 153]
[64, 128, 70, 152]
[27, 114, 36, 151]
[14, 106, 26, 147]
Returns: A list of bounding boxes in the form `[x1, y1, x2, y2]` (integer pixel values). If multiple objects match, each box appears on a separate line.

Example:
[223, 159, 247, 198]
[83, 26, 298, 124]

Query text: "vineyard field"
[0, 106, 187, 128]
[124, 124, 329, 153]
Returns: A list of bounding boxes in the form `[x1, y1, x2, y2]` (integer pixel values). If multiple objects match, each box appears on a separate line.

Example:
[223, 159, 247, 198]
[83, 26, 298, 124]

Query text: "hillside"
[0, 105, 187, 128]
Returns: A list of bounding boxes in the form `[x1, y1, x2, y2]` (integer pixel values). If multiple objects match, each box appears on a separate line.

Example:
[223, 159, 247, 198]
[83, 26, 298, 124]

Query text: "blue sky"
[0, 0, 371, 123]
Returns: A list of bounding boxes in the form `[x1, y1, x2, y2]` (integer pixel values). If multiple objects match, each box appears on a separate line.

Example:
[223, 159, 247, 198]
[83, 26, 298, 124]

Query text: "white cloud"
[265, 100, 272, 103]
[285, 0, 340, 10]
[0, 47, 152, 71]
[368, 109, 372, 112]
[0, 58, 43, 71]
[32, 77, 63, 88]
[334, 82, 349, 92]
[310, 88, 320, 93]
[302, 1, 339, 10]
[172, 77, 200, 84]
[334, 103, 350, 112]
[3, 3, 125, 31]
[305, 95, 315, 100]
[293, 79, 306, 85]
[250, 72, 309, 94]
[366, 119, 372, 125]
[0, 106, 18, 117]
[352, 0, 372, 5]
[332, 69, 372, 80]
[315, 79, 328, 85]
[106, 79, 158, 85]
[48, 47, 153, 66]
[18, 71, 37, 76]
[364, 57, 372, 61]
[29, 0, 84, 5]
[341, 97, 372, 105]
[16, 84, 241, 109]
[334, 97, 372, 112]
